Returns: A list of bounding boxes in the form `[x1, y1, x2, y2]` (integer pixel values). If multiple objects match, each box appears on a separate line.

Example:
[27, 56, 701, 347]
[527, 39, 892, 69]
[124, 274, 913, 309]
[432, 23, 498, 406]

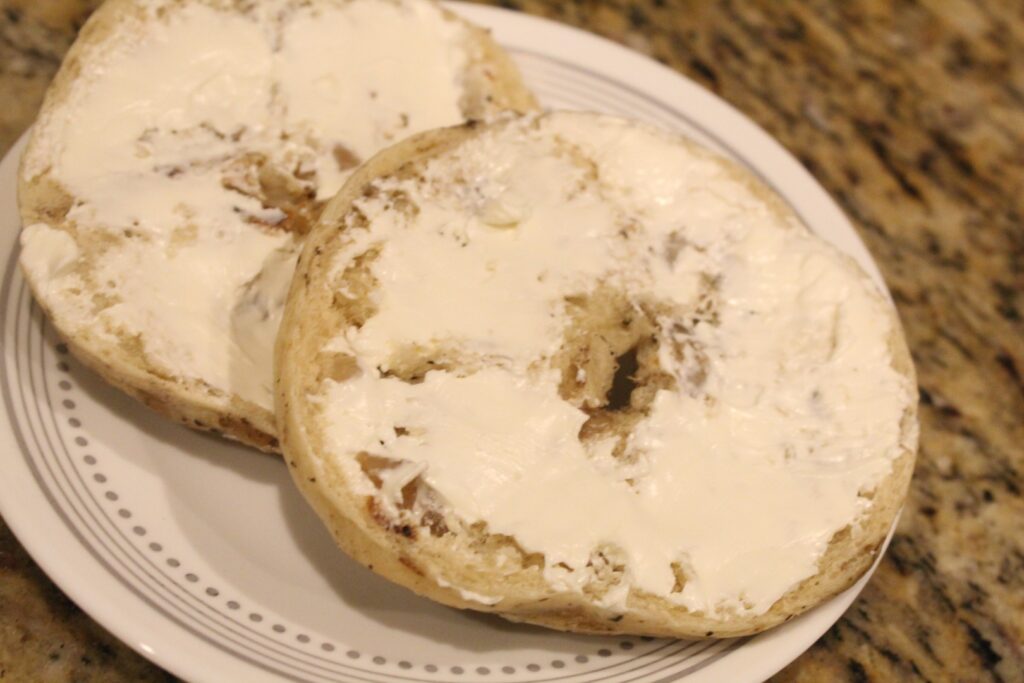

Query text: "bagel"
[17, 0, 536, 451]
[276, 112, 918, 637]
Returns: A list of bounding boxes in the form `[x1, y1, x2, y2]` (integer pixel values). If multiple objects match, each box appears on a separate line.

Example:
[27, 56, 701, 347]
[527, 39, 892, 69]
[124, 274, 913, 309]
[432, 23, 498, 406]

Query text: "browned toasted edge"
[275, 113, 918, 638]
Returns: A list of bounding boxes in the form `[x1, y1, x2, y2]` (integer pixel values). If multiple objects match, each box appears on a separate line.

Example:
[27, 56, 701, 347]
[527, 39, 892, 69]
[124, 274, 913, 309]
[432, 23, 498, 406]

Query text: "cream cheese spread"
[313, 113, 916, 617]
[19, 224, 80, 289]
[21, 0, 471, 409]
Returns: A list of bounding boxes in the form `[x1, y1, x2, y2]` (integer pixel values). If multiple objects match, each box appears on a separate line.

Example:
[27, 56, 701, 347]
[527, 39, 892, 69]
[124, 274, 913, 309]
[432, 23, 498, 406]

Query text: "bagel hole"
[553, 289, 679, 465]
[605, 346, 639, 412]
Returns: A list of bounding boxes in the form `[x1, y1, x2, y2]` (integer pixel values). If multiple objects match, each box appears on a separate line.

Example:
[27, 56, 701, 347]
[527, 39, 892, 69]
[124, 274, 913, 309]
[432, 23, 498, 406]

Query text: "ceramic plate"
[0, 5, 895, 682]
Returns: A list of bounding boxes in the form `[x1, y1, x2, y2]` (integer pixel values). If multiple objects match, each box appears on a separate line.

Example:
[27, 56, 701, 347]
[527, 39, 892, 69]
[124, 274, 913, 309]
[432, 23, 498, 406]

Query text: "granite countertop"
[1, 0, 1021, 681]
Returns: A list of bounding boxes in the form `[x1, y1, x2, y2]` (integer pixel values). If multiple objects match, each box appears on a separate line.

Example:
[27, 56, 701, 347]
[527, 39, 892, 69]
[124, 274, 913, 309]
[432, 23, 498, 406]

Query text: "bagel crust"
[17, 0, 536, 451]
[276, 113, 918, 637]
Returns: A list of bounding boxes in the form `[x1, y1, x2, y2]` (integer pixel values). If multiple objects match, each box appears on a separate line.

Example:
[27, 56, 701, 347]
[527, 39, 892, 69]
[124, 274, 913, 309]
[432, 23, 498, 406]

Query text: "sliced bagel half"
[18, 0, 536, 451]
[276, 112, 918, 637]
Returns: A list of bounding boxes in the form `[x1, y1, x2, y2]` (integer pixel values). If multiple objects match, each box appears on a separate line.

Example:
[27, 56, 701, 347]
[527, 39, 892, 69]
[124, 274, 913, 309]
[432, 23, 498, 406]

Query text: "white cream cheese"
[22, 0, 472, 409]
[315, 113, 916, 617]
[276, 0, 467, 198]
[20, 224, 80, 286]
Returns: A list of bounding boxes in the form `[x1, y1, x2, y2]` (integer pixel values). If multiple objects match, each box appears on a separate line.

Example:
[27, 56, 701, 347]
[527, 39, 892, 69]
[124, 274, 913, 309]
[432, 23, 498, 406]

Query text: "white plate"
[0, 5, 895, 682]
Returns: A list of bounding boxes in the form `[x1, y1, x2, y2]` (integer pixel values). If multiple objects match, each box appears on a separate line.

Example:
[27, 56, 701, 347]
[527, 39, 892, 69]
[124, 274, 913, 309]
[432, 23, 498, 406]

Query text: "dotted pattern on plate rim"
[53, 343, 650, 674]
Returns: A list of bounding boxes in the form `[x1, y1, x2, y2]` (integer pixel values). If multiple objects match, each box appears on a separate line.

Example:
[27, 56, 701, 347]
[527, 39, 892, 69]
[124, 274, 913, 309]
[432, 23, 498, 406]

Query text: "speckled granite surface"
[1, 0, 1021, 681]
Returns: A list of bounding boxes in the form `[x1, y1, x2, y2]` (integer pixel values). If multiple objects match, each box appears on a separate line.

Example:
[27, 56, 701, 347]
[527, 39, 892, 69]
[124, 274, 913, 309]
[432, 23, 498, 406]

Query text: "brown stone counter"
[1, 1, 1021, 681]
